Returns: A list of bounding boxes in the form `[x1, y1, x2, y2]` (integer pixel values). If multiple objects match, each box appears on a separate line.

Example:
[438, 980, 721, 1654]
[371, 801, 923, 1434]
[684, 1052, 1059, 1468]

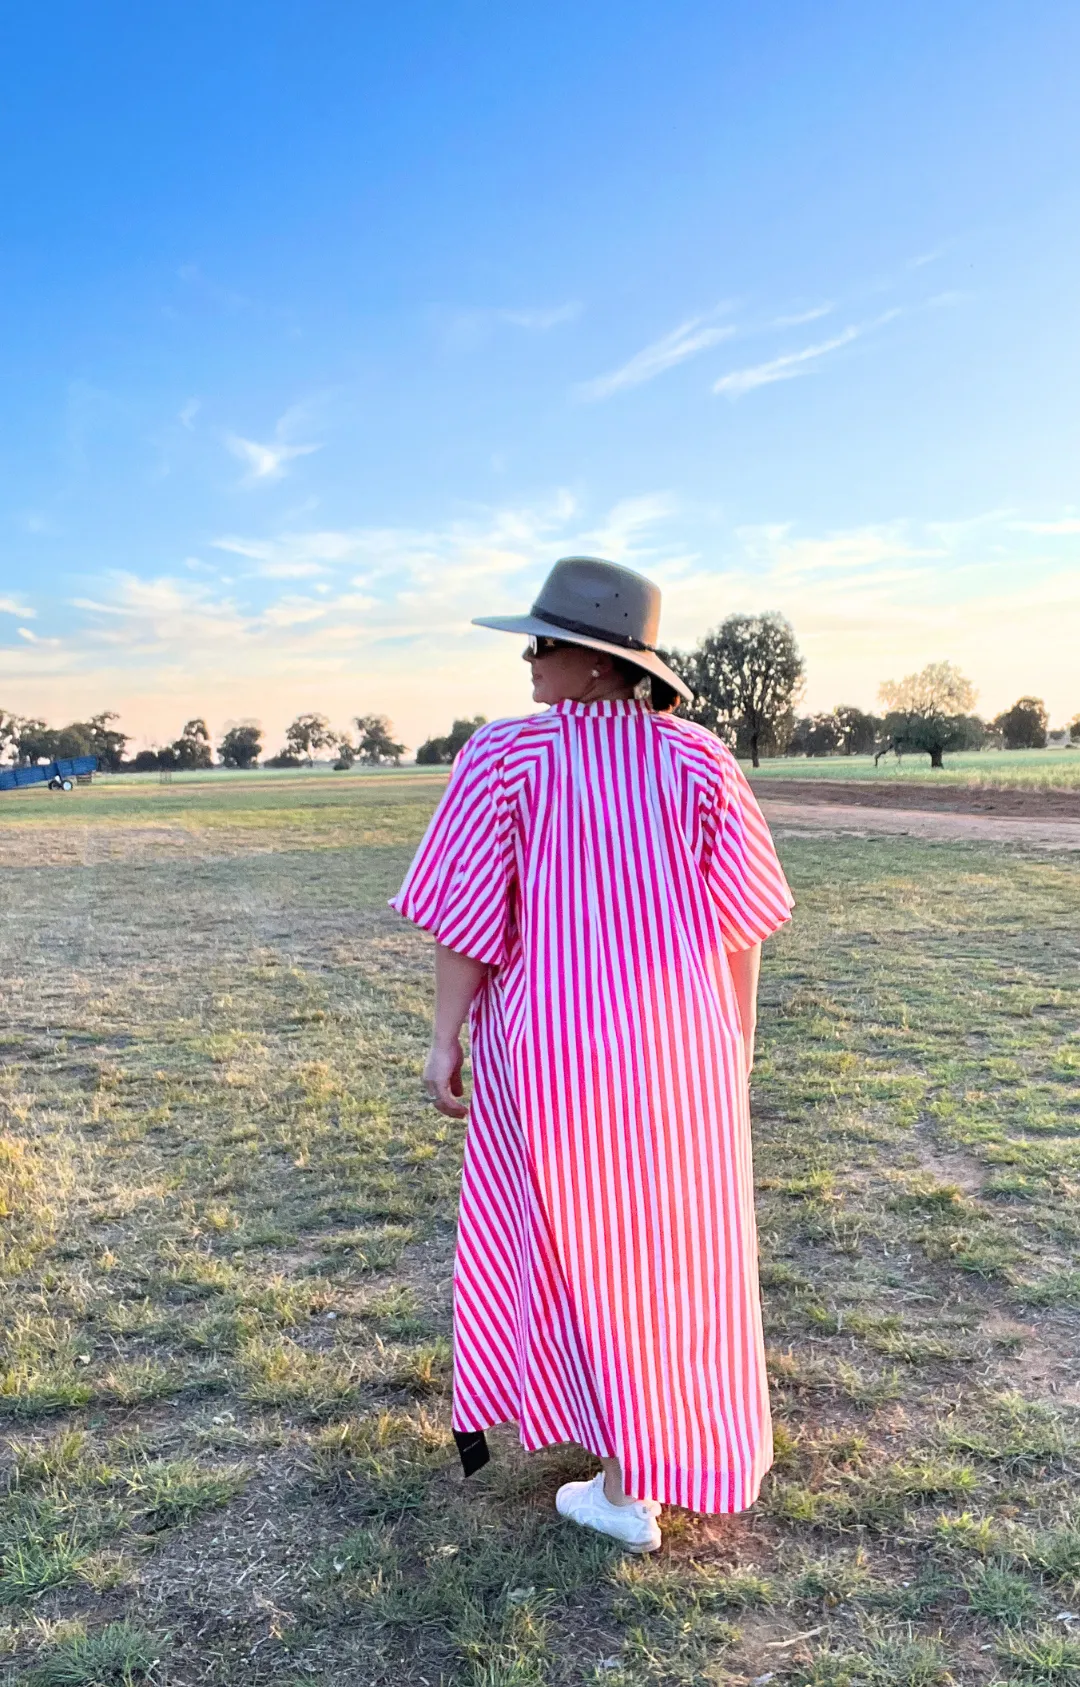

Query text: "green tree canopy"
[993, 696, 1048, 750]
[788, 713, 841, 757]
[3, 711, 127, 769]
[218, 723, 263, 768]
[12, 718, 57, 765]
[354, 714, 405, 766]
[674, 612, 805, 767]
[415, 716, 487, 765]
[171, 718, 212, 770]
[833, 705, 880, 756]
[82, 711, 129, 771]
[0, 711, 21, 766]
[284, 712, 336, 765]
[877, 662, 979, 769]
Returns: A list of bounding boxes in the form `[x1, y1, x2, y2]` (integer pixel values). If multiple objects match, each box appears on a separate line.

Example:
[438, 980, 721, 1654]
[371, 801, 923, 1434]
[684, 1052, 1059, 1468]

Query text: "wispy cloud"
[714, 312, 900, 398]
[771, 304, 834, 328]
[432, 302, 581, 353]
[212, 530, 368, 578]
[736, 522, 942, 581]
[0, 597, 34, 617]
[178, 398, 200, 430]
[223, 400, 326, 485]
[577, 310, 736, 401]
[714, 326, 861, 397]
[224, 412, 322, 485]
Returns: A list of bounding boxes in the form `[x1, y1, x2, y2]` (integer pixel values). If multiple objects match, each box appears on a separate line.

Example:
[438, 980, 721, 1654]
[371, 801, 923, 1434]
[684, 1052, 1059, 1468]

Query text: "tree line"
[0, 710, 409, 772]
[2, 616, 1076, 777]
[667, 616, 1076, 769]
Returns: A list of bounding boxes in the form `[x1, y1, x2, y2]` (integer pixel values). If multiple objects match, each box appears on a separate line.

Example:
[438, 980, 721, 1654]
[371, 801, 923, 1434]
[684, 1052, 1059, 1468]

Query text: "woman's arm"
[423, 942, 489, 1118]
[728, 941, 762, 1074]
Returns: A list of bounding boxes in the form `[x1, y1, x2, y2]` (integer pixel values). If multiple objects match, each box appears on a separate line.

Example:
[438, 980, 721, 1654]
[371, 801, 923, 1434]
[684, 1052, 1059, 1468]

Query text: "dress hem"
[451, 1412, 772, 1516]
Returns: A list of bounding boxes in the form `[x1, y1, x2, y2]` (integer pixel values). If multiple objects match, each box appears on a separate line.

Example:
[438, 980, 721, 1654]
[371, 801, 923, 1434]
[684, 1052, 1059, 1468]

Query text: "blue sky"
[1, 0, 1078, 753]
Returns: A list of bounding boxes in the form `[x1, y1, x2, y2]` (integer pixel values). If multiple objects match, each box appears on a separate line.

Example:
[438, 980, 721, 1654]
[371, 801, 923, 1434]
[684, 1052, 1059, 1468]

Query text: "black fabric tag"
[453, 1429, 491, 1477]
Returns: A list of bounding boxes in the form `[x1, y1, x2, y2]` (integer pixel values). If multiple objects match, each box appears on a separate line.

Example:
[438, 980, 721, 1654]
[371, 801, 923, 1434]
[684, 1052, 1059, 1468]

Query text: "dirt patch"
[759, 797, 1080, 851]
[750, 777, 1080, 818]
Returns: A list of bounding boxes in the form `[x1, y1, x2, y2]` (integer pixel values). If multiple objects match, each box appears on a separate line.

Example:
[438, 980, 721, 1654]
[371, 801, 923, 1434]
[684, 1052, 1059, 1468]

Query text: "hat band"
[532, 607, 656, 654]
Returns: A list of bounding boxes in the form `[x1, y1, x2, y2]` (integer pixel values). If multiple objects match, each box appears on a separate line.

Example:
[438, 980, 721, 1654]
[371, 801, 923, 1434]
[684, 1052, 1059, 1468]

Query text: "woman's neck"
[567, 679, 636, 705]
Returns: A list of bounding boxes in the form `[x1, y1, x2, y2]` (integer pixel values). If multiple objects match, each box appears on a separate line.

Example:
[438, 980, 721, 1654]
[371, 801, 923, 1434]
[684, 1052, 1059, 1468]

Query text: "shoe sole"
[557, 1509, 661, 1553]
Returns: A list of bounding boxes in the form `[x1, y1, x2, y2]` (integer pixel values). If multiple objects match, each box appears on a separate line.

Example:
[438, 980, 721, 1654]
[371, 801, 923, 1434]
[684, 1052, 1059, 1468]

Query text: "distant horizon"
[6, 625, 1075, 766]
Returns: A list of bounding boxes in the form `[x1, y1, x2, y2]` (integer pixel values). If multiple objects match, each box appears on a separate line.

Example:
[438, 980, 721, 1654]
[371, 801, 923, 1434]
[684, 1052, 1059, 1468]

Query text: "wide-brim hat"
[472, 555, 693, 703]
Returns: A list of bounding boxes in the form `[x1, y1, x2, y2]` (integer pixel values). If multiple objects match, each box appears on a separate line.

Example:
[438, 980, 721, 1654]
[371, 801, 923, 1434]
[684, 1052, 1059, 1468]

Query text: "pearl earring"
[591, 668, 600, 677]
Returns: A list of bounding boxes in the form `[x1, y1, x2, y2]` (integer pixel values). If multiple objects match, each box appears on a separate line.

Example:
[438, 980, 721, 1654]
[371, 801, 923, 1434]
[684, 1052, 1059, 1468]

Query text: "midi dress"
[391, 698, 794, 1513]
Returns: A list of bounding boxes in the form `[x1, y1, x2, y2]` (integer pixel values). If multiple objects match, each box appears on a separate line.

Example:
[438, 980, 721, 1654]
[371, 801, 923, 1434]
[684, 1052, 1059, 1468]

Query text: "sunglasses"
[525, 635, 569, 658]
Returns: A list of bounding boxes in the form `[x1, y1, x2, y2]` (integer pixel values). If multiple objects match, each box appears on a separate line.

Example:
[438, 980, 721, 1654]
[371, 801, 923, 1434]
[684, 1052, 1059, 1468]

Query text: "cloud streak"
[578, 311, 736, 401]
[713, 311, 901, 398]
[714, 325, 863, 397]
[0, 597, 34, 618]
[771, 304, 834, 328]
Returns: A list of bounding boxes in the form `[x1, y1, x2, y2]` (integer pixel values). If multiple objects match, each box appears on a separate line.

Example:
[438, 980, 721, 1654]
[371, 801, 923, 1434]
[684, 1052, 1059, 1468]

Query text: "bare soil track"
[758, 797, 1080, 851]
[749, 777, 1080, 819]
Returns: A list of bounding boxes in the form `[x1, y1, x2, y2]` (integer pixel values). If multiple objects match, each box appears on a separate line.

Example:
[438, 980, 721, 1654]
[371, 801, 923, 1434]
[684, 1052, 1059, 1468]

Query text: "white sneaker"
[555, 1471, 662, 1552]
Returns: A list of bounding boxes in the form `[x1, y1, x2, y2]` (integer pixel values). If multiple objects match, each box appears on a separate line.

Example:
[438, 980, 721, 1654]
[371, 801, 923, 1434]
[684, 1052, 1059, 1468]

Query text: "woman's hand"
[424, 1036, 468, 1118]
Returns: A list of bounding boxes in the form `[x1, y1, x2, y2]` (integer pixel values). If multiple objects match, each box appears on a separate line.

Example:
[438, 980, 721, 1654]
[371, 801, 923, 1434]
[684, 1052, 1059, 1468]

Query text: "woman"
[392, 556, 793, 1553]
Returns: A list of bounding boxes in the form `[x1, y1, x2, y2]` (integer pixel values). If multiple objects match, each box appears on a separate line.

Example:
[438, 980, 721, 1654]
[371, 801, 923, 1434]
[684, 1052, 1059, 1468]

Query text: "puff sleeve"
[390, 726, 515, 967]
[702, 749, 794, 953]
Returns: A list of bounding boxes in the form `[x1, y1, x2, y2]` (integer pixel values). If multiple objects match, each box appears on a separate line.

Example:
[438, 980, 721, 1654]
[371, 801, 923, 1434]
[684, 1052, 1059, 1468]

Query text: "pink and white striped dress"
[391, 699, 793, 1513]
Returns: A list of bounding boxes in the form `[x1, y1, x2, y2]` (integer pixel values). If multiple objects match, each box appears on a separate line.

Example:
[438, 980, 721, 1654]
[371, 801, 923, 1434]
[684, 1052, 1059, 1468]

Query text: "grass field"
[1, 774, 1078, 1687]
[744, 750, 1080, 791]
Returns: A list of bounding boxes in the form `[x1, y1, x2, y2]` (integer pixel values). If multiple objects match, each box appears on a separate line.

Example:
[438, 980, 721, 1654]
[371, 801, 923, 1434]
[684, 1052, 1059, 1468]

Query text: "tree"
[416, 716, 487, 765]
[993, 696, 1048, 751]
[171, 718, 213, 770]
[2, 710, 127, 769]
[354, 715, 405, 766]
[218, 723, 262, 768]
[0, 710, 19, 764]
[1070, 714, 1080, 746]
[13, 719, 57, 765]
[284, 712, 336, 766]
[52, 723, 95, 758]
[82, 711, 129, 770]
[877, 662, 978, 770]
[333, 737, 356, 770]
[834, 705, 880, 757]
[675, 613, 805, 768]
[787, 714, 841, 757]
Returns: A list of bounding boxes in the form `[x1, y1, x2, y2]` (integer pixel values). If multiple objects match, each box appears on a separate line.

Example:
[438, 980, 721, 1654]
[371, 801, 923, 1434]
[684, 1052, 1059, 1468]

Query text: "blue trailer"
[0, 755, 98, 793]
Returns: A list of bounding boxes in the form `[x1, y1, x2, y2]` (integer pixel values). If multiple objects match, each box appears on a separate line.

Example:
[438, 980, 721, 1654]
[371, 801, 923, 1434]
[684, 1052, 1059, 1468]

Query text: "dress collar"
[551, 698, 647, 718]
